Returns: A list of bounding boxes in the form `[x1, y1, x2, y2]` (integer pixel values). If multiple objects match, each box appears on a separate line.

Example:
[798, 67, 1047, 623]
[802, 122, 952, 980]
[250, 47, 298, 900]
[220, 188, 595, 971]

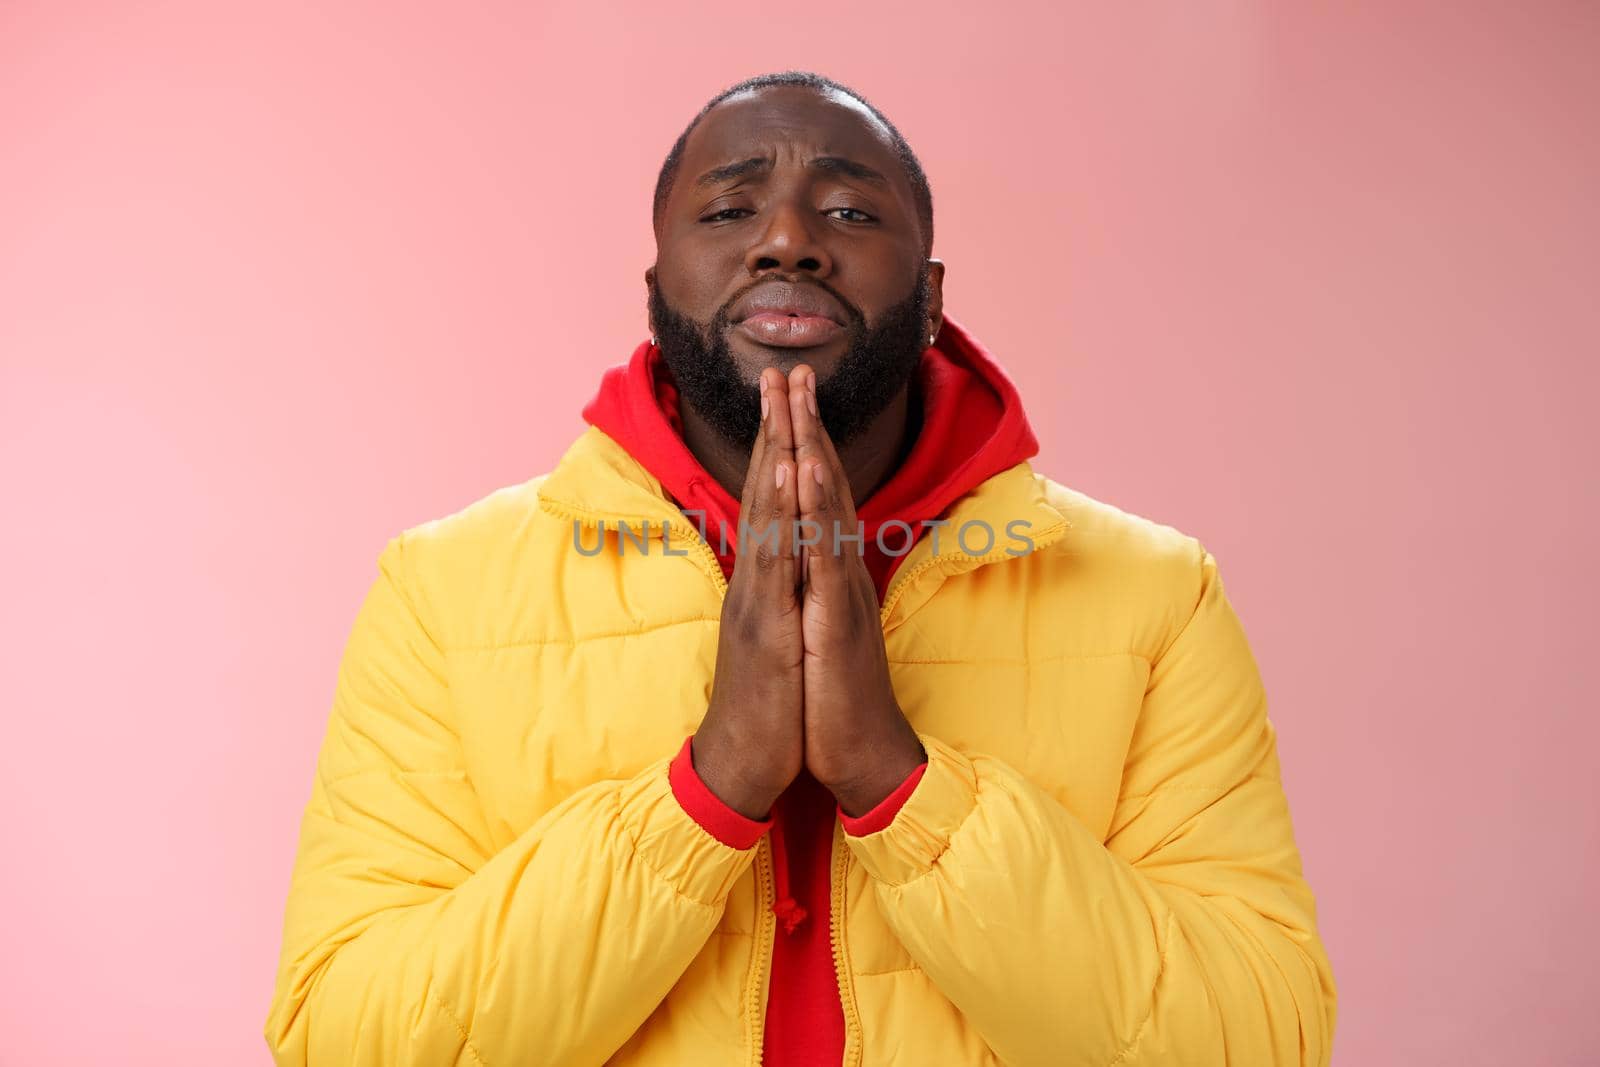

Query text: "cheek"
[836, 251, 922, 318]
[659, 237, 745, 315]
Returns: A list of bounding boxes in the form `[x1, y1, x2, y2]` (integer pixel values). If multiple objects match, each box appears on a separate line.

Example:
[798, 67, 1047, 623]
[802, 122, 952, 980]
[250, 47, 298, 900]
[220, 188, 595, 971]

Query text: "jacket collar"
[537, 424, 682, 531]
[537, 425, 1070, 630]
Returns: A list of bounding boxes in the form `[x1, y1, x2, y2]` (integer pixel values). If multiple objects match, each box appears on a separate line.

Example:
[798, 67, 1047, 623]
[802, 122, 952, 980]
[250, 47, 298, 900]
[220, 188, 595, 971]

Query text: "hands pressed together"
[691, 364, 928, 822]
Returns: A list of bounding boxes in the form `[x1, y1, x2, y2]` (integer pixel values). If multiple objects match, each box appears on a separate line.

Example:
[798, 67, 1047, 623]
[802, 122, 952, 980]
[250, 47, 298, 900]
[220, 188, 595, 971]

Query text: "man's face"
[649, 85, 942, 450]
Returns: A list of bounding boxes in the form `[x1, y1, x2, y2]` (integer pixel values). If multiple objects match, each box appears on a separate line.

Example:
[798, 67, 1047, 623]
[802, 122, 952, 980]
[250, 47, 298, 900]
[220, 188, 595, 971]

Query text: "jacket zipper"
[829, 821, 863, 1067]
[750, 836, 776, 1067]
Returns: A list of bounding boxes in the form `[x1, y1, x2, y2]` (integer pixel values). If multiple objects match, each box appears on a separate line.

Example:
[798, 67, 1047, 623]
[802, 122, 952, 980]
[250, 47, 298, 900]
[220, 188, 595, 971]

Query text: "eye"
[700, 207, 752, 223]
[825, 207, 876, 223]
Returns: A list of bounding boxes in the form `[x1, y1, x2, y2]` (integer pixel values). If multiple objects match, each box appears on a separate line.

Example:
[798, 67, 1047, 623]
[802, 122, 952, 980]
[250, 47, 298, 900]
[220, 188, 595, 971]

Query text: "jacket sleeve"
[842, 546, 1337, 1066]
[263, 534, 759, 1066]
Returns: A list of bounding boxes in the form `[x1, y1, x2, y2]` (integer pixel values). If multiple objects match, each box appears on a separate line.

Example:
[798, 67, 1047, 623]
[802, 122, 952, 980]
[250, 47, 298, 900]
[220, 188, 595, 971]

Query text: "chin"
[727, 335, 848, 384]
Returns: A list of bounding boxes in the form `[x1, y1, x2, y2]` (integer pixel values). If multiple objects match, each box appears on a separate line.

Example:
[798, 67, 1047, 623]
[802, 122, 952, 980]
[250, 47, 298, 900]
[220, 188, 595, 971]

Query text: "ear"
[644, 266, 658, 337]
[924, 258, 945, 346]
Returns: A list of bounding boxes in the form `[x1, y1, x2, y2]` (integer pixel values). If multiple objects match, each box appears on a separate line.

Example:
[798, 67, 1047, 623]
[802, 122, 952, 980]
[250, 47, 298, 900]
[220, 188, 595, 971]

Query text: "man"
[265, 71, 1336, 1066]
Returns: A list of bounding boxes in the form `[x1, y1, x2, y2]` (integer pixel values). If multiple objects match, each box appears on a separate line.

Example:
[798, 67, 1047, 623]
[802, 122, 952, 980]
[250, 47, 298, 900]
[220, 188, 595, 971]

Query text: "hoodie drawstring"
[768, 816, 808, 933]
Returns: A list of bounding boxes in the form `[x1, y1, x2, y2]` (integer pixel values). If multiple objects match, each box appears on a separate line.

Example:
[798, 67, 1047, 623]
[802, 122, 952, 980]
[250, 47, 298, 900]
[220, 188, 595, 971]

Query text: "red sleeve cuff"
[838, 759, 928, 837]
[668, 735, 772, 850]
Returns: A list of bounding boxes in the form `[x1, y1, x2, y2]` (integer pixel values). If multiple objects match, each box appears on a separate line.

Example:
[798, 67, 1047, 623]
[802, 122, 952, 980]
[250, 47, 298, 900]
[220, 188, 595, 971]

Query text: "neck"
[681, 382, 920, 508]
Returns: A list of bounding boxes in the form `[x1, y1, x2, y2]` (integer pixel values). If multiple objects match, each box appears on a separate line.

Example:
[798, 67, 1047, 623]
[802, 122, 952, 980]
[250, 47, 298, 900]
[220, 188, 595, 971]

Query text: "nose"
[744, 201, 833, 278]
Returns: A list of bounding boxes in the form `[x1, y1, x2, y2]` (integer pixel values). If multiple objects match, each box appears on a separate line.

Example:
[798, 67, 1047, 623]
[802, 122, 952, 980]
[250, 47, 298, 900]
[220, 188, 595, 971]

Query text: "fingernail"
[761, 394, 770, 419]
[812, 464, 824, 485]
[805, 388, 818, 417]
[806, 371, 816, 394]
[775, 463, 787, 489]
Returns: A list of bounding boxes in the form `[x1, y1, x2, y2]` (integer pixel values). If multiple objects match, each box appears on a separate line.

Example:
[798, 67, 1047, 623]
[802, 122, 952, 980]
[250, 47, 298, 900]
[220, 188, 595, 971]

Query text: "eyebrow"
[809, 155, 889, 186]
[692, 155, 891, 188]
[694, 157, 771, 187]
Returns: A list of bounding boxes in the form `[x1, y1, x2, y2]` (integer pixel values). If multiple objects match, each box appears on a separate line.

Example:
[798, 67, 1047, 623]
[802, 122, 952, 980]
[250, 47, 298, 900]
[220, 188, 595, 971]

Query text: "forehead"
[678, 85, 903, 183]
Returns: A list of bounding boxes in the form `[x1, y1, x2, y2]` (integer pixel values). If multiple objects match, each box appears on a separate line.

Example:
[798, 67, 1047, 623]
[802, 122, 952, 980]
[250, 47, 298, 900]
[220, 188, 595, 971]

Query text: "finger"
[737, 368, 799, 594]
[763, 366, 796, 458]
[787, 364, 858, 530]
[734, 368, 778, 510]
[737, 368, 799, 531]
[732, 412, 768, 543]
[749, 447, 800, 597]
[797, 455, 853, 604]
[728, 372, 774, 591]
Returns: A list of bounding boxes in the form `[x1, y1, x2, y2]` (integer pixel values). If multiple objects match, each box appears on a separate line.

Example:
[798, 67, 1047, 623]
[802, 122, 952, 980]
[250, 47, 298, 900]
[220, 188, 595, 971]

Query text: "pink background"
[3, 3, 1595, 1064]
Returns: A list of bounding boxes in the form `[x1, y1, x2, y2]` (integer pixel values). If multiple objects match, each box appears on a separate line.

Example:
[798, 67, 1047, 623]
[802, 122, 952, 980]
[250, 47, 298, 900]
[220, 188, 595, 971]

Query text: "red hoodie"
[581, 315, 1038, 1066]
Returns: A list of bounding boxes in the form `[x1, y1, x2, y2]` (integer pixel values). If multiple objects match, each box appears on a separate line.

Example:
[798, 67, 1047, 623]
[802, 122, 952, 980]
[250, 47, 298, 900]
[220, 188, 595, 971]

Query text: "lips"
[728, 282, 848, 349]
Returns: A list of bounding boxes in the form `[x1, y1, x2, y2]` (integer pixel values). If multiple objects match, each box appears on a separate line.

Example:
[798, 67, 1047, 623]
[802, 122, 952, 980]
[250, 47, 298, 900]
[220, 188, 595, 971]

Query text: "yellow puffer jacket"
[264, 424, 1337, 1066]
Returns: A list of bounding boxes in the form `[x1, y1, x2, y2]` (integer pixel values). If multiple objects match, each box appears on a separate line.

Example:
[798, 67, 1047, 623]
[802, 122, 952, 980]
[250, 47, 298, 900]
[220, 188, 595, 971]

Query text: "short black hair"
[652, 71, 934, 254]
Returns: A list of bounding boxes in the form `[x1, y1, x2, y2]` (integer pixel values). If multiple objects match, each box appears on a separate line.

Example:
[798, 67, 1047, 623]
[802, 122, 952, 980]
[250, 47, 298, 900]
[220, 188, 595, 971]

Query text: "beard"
[648, 264, 930, 452]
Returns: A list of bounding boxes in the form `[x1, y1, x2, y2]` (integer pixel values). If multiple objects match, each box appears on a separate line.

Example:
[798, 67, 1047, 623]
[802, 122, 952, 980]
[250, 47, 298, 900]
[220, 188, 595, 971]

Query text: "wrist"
[830, 730, 927, 817]
[691, 731, 782, 820]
